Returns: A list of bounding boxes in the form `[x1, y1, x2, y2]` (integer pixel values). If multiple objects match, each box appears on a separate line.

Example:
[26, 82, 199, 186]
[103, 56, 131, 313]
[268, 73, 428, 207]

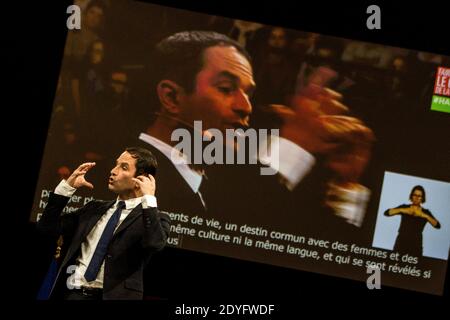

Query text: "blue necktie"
[84, 201, 126, 282]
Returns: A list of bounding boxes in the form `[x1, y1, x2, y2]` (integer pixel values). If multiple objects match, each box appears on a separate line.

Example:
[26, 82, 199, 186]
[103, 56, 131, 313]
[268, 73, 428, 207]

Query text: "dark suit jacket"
[37, 192, 171, 300]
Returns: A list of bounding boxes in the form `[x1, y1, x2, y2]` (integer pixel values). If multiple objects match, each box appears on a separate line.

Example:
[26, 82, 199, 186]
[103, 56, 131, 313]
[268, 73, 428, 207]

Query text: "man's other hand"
[132, 174, 156, 196]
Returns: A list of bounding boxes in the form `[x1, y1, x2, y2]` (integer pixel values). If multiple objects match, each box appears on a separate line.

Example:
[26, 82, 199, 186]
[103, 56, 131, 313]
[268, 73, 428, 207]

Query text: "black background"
[9, 0, 449, 316]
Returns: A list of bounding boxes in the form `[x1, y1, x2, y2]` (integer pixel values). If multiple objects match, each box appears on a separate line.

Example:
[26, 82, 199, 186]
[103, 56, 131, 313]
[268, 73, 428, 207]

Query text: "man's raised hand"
[66, 162, 96, 189]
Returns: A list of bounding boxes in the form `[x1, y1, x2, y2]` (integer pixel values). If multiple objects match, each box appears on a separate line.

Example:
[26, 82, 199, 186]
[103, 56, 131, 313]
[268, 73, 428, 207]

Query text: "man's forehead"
[117, 151, 134, 163]
[202, 46, 254, 83]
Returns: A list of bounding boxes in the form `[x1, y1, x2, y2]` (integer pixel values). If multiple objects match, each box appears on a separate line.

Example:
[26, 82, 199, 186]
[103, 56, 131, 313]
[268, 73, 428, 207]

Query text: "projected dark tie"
[84, 201, 126, 282]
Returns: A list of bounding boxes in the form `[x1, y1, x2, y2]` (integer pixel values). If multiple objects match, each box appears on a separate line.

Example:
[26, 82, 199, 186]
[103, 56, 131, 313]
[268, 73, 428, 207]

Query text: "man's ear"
[156, 80, 186, 114]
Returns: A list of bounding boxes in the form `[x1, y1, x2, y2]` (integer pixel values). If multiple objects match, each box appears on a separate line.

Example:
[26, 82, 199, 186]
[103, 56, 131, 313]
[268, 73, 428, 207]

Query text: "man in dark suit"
[37, 147, 171, 300]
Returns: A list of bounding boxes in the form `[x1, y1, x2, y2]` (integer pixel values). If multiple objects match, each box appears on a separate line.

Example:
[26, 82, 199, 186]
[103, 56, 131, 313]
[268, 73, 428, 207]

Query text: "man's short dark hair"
[151, 31, 251, 94]
[126, 147, 157, 177]
[409, 185, 426, 203]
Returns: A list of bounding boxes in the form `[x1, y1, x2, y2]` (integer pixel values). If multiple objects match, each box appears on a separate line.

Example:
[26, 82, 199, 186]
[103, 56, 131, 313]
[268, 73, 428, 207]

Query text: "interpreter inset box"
[373, 171, 450, 260]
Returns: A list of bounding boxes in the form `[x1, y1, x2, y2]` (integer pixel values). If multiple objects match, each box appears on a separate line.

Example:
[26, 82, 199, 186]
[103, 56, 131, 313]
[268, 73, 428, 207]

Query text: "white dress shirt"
[55, 180, 157, 289]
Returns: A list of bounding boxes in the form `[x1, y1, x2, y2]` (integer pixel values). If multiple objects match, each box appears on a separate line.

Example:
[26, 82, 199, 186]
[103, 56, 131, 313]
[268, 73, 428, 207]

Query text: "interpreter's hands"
[401, 206, 424, 218]
[411, 206, 428, 218]
[132, 174, 156, 196]
[401, 207, 415, 215]
[66, 162, 96, 189]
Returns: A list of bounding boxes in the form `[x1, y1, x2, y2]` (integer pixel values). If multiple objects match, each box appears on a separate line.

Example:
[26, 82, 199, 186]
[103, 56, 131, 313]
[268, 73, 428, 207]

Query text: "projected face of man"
[178, 45, 256, 137]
